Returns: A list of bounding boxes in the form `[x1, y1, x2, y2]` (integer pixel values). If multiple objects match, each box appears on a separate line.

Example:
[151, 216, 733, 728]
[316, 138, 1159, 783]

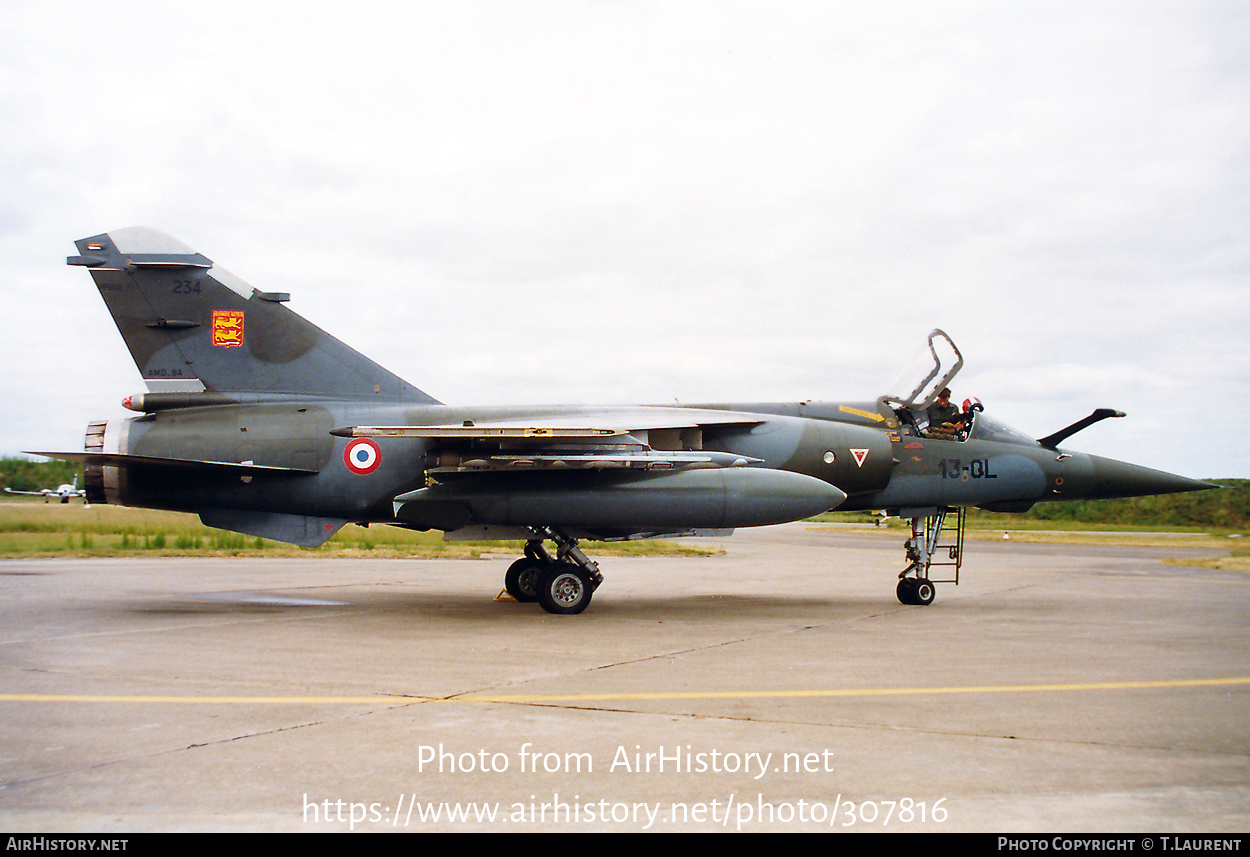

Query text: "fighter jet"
[4, 476, 86, 503]
[34, 227, 1214, 614]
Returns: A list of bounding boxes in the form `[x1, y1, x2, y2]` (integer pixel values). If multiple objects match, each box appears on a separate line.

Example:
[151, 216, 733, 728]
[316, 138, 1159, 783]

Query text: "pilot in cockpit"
[925, 388, 967, 440]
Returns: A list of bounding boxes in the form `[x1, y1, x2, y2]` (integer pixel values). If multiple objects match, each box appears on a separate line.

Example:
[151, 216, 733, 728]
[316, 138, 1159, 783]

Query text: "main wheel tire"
[536, 563, 594, 615]
[913, 578, 936, 606]
[505, 558, 543, 603]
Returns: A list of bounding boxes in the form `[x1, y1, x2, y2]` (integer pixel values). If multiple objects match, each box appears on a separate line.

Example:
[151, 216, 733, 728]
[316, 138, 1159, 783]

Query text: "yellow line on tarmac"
[0, 676, 1246, 705]
[461, 676, 1250, 703]
[0, 693, 435, 704]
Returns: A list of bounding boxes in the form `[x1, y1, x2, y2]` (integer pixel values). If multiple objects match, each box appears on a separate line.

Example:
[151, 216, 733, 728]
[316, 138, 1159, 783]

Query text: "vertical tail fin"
[69, 227, 439, 403]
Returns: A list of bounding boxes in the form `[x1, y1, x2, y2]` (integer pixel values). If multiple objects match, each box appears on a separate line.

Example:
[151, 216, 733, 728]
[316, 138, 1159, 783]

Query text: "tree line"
[975, 479, 1248, 530]
[0, 457, 83, 493]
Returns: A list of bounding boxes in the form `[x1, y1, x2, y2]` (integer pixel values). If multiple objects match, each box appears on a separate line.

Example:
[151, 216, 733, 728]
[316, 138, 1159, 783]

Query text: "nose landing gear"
[896, 506, 964, 606]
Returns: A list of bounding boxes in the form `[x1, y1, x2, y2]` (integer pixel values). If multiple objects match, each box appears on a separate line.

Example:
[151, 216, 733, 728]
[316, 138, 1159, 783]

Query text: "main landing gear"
[896, 506, 964, 606]
[503, 526, 604, 615]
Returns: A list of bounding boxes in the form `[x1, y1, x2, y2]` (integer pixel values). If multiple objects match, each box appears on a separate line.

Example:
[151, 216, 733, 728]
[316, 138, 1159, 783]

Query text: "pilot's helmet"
[962, 397, 983, 413]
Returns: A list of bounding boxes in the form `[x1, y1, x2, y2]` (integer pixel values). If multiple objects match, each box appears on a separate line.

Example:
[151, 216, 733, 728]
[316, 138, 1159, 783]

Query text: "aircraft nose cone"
[1077, 455, 1217, 500]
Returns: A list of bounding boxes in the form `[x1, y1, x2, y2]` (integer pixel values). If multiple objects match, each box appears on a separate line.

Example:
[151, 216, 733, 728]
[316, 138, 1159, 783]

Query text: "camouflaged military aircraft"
[35, 227, 1214, 614]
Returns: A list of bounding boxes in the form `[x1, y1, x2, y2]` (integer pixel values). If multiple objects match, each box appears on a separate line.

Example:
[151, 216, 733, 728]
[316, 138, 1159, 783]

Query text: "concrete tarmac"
[0, 524, 1246, 832]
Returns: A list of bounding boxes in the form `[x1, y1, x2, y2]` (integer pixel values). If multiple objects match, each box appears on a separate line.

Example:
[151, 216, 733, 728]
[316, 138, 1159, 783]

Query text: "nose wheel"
[896, 576, 936, 606]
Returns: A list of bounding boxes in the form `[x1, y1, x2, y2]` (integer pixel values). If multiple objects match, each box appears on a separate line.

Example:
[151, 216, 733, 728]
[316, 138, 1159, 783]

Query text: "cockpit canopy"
[879, 329, 1040, 448]
[881, 329, 963, 412]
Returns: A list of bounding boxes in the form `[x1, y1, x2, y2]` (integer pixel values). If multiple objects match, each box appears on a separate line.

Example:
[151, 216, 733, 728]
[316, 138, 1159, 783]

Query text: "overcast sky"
[1, 1, 1246, 479]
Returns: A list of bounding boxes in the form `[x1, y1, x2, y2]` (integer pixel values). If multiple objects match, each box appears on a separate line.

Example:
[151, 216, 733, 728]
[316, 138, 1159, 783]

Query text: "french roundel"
[343, 438, 381, 475]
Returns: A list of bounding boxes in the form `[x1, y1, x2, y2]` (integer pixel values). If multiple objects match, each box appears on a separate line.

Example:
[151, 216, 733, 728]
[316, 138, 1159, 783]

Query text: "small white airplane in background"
[5, 476, 87, 503]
